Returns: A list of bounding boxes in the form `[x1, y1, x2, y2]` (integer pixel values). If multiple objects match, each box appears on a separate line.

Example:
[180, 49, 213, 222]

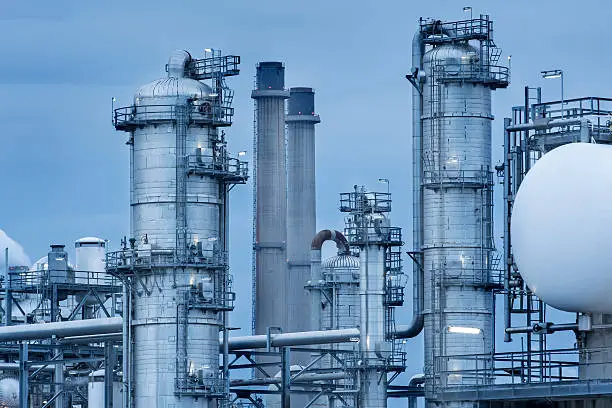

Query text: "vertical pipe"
[359, 241, 387, 408]
[503, 118, 512, 343]
[523, 87, 531, 173]
[310, 248, 322, 331]
[104, 342, 114, 408]
[121, 283, 130, 408]
[281, 347, 291, 408]
[561, 72, 565, 119]
[54, 348, 64, 408]
[580, 119, 590, 143]
[286, 87, 320, 334]
[4, 248, 10, 326]
[19, 343, 28, 408]
[222, 184, 230, 395]
[252, 62, 290, 335]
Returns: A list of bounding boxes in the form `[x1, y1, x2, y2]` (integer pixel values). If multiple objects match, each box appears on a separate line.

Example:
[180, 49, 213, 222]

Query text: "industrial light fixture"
[378, 178, 390, 194]
[238, 151, 247, 157]
[541, 69, 564, 118]
[448, 326, 482, 335]
[209, 93, 219, 97]
[204, 48, 212, 53]
[541, 69, 562, 79]
[463, 6, 473, 21]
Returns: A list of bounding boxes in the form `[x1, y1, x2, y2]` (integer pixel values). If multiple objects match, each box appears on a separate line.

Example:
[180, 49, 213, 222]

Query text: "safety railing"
[431, 347, 599, 390]
[344, 226, 403, 246]
[187, 154, 248, 183]
[340, 192, 392, 213]
[189, 55, 240, 80]
[343, 348, 407, 371]
[113, 103, 234, 129]
[385, 250, 402, 273]
[322, 269, 359, 285]
[422, 168, 493, 188]
[420, 17, 491, 44]
[176, 375, 227, 397]
[106, 247, 228, 272]
[433, 63, 509, 87]
[8, 269, 119, 289]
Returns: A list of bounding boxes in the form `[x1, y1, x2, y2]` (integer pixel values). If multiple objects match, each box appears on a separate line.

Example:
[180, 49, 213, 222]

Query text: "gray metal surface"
[422, 41, 495, 398]
[412, 17, 508, 407]
[112, 49, 243, 408]
[320, 253, 360, 408]
[286, 87, 320, 335]
[0, 317, 121, 341]
[340, 187, 406, 408]
[252, 62, 290, 336]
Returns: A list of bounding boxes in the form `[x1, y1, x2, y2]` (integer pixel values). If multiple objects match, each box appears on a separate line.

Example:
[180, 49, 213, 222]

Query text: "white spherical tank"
[511, 143, 612, 313]
[0, 377, 19, 408]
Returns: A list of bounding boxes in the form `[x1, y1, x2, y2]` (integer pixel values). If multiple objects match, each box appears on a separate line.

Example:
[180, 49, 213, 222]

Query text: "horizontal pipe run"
[0, 319, 414, 350]
[0, 362, 54, 372]
[505, 323, 578, 334]
[231, 372, 346, 386]
[225, 328, 360, 350]
[60, 333, 123, 344]
[0, 317, 123, 342]
[506, 118, 581, 132]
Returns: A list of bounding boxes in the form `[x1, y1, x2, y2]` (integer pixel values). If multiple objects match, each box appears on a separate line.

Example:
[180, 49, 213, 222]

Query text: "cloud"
[0, 229, 31, 267]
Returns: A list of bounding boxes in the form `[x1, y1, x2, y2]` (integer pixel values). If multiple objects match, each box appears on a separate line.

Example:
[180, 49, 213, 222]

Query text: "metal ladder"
[175, 290, 190, 391]
[175, 105, 188, 262]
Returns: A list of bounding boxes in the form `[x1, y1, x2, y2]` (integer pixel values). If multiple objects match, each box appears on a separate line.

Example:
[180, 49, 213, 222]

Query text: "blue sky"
[0, 0, 608, 394]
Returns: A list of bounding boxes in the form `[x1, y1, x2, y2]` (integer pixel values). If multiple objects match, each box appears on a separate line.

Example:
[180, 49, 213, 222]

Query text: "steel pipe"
[225, 328, 359, 350]
[505, 118, 581, 132]
[231, 372, 346, 387]
[505, 322, 578, 334]
[309, 229, 351, 332]
[403, 21, 457, 341]
[0, 317, 122, 342]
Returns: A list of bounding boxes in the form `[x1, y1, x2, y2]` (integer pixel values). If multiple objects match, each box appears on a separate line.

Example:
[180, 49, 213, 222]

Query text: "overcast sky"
[0, 0, 607, 397]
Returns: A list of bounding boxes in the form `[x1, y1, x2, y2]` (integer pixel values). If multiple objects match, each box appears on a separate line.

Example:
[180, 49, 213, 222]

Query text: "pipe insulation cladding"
[511, 142, 612, 314]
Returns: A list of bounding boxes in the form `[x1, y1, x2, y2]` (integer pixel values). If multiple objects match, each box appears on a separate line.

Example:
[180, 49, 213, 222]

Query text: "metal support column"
[19, 343, 28, 408]
[281, 347, 291, 408]
[105, 342, 115, 408]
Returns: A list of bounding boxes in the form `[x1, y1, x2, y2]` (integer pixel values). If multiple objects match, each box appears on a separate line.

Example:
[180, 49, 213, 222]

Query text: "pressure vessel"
[512, 143, 612, 313]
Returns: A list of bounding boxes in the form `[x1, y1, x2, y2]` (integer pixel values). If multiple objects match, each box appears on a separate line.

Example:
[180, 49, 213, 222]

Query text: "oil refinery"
[2, 8, 612, 408]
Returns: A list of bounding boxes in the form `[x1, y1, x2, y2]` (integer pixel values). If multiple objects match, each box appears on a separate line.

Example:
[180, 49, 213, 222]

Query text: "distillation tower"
[109, 49, 246, 408]
[408, 16, 509, 406]
[340, 186, 405, 408]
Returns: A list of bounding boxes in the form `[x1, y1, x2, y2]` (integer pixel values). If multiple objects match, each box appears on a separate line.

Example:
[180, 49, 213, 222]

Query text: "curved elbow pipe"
[311, 229, 350, 255]
[167, 49, 192, 78]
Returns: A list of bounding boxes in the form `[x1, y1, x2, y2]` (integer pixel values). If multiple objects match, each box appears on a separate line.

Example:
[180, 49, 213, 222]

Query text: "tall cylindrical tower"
[286, 87, 320, 334]
[252, 62, 290, 335]
[412, 17, 509, 407]
[340, 187, 404, 408]
[110, 49, 246, 408]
